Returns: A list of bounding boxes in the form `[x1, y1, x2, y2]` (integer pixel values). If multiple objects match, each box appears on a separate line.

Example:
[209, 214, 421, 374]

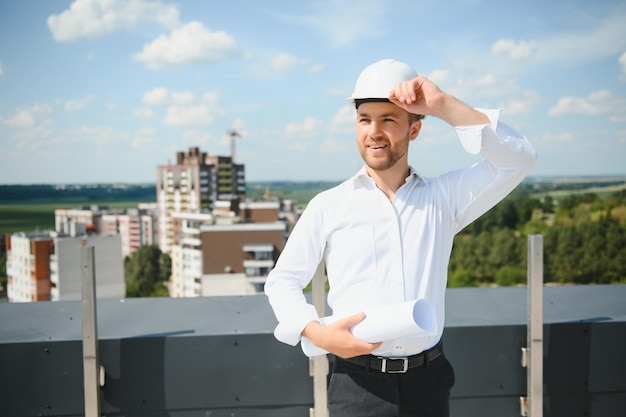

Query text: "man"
[264, 59, 537, 416]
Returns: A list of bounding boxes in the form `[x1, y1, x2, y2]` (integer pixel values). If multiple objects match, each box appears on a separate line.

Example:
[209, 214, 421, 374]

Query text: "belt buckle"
[380, 357, 409, 373]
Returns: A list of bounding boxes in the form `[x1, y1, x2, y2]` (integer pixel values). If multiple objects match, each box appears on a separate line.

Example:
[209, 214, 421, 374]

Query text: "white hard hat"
[346, 59, 418, 105]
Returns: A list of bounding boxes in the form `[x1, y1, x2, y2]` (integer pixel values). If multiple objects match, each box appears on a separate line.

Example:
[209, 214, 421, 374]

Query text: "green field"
[534, 183, 626, 199]
[0, 201, 145, 234]
[1, 178, 624, 235]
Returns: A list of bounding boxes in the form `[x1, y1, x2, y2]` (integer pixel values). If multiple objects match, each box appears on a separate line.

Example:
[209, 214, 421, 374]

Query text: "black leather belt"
[341, 342, 443, 374]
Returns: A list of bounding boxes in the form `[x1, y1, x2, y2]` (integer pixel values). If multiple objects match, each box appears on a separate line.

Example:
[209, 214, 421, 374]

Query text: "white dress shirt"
[264, 109, 537, 357]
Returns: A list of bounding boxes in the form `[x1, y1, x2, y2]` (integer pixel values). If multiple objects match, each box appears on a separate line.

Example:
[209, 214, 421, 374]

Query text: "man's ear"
[409, 120, 422, 141]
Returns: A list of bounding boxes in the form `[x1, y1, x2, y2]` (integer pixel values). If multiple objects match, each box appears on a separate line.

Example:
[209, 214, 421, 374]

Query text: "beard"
[359, 135, 410, 172]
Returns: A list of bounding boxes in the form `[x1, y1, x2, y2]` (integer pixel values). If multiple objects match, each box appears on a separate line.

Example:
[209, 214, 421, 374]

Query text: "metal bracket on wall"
[519, 396, 529, 416]
[520, 347, 528, 368]
[99, 365, 106, 387]
[520, 347, 529, 416]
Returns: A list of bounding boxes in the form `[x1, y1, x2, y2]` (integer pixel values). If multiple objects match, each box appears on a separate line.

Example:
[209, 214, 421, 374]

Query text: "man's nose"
[368, 122, 383, 138]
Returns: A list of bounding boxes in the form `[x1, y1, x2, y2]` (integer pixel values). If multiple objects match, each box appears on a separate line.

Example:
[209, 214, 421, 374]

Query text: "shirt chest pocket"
[327, 225, 377, 278]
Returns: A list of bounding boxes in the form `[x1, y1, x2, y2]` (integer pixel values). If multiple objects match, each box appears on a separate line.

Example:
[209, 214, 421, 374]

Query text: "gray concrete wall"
[0, 285, 624, 416]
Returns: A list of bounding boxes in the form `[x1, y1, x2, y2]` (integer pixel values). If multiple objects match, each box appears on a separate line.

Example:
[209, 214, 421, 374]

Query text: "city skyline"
[1, 0, 625, 185]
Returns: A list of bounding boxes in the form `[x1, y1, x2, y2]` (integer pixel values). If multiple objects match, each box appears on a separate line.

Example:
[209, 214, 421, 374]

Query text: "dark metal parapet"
[0, 285, 625, 416]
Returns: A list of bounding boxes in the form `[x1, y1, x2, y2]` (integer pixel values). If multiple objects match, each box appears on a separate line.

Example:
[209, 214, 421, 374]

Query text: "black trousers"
[328, 351, 455, 417]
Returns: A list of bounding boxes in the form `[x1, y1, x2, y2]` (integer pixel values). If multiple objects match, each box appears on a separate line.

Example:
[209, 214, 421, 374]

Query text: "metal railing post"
[521, 234, 544, 416]
[309, 260, 329, 417]
[81, 243, 102, 417]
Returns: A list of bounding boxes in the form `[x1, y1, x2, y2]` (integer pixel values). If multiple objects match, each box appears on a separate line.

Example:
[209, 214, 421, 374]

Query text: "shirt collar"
[352, 165, 424, 188]
[406, 166, 421, 184]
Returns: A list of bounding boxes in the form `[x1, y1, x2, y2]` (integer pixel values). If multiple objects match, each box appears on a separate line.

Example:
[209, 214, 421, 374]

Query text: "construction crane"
[227, 129, 241, 163]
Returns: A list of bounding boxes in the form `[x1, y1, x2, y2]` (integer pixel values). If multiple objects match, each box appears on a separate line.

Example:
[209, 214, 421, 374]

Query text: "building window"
[255, 251, 271, 260]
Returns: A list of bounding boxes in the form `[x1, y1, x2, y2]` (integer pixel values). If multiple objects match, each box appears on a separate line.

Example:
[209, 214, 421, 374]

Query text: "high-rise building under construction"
[156, 147, 245, 253]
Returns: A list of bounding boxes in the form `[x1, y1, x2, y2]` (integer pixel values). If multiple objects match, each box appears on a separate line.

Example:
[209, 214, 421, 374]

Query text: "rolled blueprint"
[301, 299, 436, 357]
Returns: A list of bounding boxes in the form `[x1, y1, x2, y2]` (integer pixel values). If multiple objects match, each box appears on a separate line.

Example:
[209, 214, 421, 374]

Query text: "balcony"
[243, 259, 274, 270]
[180, 237, 202, 248]
[50, 271, 59, 285]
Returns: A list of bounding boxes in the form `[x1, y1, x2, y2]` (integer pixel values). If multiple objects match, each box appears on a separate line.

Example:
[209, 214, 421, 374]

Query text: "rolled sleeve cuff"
[273, 303, 320, 346]
[455, 108, 501, 155]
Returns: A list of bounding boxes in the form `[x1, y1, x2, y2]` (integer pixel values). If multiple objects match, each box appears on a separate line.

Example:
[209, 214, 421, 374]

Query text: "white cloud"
[533, 14, 626, 65]
[89, 125, 130, 145]
[181, 129, 214, 146]
[164, 104, 219, 127]
[430, 62, 524, 105]
[473, 73, 498, 87]
[491, 39, 536, 59]
[171, 91, 195, 105]
[10, 125, 54, 152]
[550, 96, 601, 116]
[284, 117, 321, 137]
[619, 51, 626, 80]
[331, 105, 356, 134]
[47, 0, 180, 42]
[141, 88, 222, 125]
[3, 103, 54, 130]
[202, 91, 219, 103]
[132, 21, 240, 70]
[51, 125, 130, 145]
[230, 118, 246, 131]
[133, 107, 155, 118]
[503, 90, 541, 115]
[130, 127, 156, 148]
[319, 137, 350, 153]
[549, 89, 626, 120]
[273, 0, 386, 47]
[427, 69, 450, 84]
[307, 64, 325, 73]
[611, 112, 626, 123]
[269, 53, 307, 71]
[541, 131, 574, 143]
[5, 110, 36, 127]
[64, 95, 96, 112]
[310, 0, 387, 47]
[142, 87, 170, 105]
[0, 60, 4, 76]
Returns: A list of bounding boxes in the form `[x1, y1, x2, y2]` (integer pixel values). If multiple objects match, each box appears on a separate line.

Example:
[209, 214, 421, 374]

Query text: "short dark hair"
[409, 113, 425, 123]
[355, 98, 425, 124]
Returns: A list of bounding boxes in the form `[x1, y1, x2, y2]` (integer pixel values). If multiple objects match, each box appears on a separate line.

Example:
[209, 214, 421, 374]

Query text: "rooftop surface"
[1, 284, 624, 343]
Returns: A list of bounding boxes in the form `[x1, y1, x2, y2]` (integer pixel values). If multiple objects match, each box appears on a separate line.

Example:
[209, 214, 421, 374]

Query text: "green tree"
[495, 265, 526, 286]
[449, 187, 626, 287]
[0, 252, 7, 293]
[160, 252, 172, 284]
[124, 245, 170, 297]
[605, 222, 626, 283]
[448, 268, 479, 287]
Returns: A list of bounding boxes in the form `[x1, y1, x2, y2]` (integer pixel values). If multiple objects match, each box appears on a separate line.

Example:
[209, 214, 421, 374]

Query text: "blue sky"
[1, 0, 625, 184]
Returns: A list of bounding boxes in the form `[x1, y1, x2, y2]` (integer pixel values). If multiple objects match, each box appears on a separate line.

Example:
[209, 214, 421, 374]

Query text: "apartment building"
[169, 200, 286, 297]
[55, 206, 111, 234]
[5, 232, 54, 302]
[157, 147, 245, 253]
[101, 206, 158, 258]
[56, 204, 158, 258]
[5, 227, 125, 302]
